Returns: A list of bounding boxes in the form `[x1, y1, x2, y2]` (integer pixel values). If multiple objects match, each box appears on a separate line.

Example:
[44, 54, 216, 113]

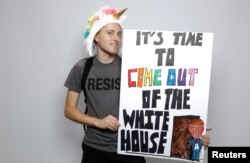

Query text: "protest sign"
[118, 29, 213, 162]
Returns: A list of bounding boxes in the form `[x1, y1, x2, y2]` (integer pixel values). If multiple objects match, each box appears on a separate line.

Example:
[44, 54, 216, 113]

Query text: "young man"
[64, 5, 210, 163]
[64, 6, 145, 163]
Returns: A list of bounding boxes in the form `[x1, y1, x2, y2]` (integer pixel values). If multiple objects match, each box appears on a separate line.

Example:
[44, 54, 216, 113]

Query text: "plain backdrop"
[1, 0, 250, 163]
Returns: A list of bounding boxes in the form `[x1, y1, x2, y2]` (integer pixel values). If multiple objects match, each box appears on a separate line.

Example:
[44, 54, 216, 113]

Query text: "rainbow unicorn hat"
[83, 6, 127, 56]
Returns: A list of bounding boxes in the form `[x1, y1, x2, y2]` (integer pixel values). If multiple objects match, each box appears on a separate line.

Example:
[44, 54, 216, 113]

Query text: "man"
[64, 5, 210, 163]
[189, 119, 205, 161]
[64, 6, 145, 163]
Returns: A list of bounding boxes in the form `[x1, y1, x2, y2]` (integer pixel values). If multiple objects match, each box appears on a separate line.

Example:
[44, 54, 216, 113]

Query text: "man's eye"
[107, 31, 113, 35]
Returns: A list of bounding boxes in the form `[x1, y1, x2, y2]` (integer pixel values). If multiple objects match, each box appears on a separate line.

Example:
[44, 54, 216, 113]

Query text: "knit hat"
[83, 6, 127, 56]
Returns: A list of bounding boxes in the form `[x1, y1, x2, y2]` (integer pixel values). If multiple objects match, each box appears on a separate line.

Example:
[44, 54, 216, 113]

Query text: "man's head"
[94, 23, 122, 56]
[83, 6, 127, 56]
[189, 119, 204, 139]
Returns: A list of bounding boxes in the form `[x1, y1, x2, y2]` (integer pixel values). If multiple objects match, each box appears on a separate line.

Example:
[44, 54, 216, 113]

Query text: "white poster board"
[118, 29, 213, 162]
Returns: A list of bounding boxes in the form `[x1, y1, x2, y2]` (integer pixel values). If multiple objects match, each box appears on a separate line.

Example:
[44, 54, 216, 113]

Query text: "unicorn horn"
[113, 8, 128, 19]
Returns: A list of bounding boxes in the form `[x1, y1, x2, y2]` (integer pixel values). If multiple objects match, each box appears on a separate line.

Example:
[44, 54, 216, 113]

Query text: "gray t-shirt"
[64, 55, 121, 152]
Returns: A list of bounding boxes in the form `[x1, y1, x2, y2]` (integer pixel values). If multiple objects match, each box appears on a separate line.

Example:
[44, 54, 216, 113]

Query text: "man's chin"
[102, 48, 119, 56]
[109, 50, 119, 55]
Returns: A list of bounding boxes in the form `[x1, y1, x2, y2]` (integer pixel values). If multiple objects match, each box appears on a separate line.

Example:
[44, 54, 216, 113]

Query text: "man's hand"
[96, 115, 120, 131]
[201, 127, 212, 150]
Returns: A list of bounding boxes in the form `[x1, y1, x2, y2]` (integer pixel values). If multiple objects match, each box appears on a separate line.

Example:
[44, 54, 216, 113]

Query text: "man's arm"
[64, 90, 120, 131]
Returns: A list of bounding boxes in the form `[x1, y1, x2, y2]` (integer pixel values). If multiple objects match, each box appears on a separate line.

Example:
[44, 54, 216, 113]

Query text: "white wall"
[1, 0, 250, 163]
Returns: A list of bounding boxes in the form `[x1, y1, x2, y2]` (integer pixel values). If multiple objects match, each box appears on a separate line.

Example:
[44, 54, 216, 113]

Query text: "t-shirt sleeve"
[64, 59, 86, 93]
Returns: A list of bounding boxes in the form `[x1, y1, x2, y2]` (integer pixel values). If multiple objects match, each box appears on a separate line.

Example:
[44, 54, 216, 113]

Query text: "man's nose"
[112, 34, 120, 42]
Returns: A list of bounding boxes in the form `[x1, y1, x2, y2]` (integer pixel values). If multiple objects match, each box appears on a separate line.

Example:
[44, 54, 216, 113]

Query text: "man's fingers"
[206, 127, 212, 131]
[106, 115, 120, 131]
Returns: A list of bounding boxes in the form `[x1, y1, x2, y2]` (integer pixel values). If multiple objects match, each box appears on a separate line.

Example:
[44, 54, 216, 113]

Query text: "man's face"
[189, 124, 204, 139]
[189, 120, 204, 139]
[94, 23, 122, 56]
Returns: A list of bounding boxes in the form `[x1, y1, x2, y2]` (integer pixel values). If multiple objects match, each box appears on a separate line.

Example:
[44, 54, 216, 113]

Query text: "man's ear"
[94, 34, 99, 43]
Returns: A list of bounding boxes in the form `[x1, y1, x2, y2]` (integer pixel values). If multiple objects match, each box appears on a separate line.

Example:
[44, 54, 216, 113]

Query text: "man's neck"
[96, 52, 117, 64]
